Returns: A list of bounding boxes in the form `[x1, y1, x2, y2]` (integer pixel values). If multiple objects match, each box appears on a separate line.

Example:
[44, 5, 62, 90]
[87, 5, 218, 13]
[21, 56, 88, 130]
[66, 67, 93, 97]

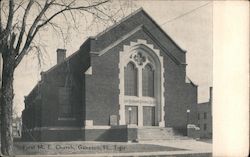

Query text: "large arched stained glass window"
[124, 62, 138, 96]
[142, 64, 154, 97]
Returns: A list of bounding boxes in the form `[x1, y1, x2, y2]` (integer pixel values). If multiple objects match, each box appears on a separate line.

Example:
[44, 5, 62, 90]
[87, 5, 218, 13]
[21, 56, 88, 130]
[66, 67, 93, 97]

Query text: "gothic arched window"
[142, 64, 154, 97]
[124, 62, 137, 96]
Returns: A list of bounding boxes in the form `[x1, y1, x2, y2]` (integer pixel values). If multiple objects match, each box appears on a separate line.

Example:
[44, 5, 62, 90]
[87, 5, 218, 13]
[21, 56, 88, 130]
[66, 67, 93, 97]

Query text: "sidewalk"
[139, 139, 212, 154]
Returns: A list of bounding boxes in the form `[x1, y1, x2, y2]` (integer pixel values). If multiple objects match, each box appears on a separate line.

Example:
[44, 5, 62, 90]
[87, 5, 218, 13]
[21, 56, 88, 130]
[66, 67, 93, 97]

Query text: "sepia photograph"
[0, 0, 248, 156]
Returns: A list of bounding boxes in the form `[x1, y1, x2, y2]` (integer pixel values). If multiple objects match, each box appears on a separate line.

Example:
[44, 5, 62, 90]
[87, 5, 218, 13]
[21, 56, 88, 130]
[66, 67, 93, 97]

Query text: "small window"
[204, 124, 207, 130]
[204, 112, 207, 119]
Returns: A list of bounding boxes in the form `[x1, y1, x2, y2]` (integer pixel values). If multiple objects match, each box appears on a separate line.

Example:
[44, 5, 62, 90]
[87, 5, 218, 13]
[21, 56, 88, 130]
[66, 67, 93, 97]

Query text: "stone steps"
[137, 127, 189, 141]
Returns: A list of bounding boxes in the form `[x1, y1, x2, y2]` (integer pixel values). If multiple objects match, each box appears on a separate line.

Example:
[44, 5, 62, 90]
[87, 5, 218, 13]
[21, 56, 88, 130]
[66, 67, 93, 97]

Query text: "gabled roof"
[93, 8, 186, 53]
[92, 24, 183, 65]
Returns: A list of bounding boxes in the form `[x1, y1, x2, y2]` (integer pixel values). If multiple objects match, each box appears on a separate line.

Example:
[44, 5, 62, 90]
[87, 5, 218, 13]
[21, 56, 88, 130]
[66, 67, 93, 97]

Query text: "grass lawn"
[14, 141, 186, 155]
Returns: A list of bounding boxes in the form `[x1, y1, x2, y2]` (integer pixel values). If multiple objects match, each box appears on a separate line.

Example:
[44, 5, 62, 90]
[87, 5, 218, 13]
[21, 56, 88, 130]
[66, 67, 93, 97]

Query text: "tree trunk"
[0, 52, 15, 156]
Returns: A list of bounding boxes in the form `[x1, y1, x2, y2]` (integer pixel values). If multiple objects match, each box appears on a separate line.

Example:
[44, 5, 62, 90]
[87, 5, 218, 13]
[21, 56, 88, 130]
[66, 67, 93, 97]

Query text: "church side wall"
[40, 47, 90, 128]
[185, 83, 198, 125]
[22, 42, 91, 141]
[40, 55, 83, 127]
[163, 60, 197, 132]
[85, 49, 120, 126]
[163, 56, 187, 129]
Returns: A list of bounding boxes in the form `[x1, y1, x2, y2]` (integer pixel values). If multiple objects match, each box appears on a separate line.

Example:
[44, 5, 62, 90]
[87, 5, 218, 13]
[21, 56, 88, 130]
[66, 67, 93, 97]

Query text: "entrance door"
[143, 106, 155, 126]
[125, 106, 138, 125]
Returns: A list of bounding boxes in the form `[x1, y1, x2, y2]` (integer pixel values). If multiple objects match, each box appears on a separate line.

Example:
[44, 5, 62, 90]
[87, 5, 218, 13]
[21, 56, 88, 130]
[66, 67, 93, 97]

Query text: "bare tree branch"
[93, 6, 116, 23]
[0, 0, 5, 52]
[29, 43, 44, 68]
[26, 0, 52, 41]
[0, 0, 3, 32]
[0, 1, 9, 45]
[9, 32, 16, 51]
[6, 0, 14, 35]
[15, 0, 109, 67]
[15, 0, 34, 54]
[13, 0, 26, 13]
[1, 1, 8, 19]
[40, 10, 68, 48]
[42, 0, 109, 28]
[14, 0, 53, 66]
[51, 0, 76, 8]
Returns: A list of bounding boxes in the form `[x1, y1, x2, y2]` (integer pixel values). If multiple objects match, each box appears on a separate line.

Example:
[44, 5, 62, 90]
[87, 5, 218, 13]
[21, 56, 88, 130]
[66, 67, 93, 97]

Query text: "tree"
[0, 0, 129, 155]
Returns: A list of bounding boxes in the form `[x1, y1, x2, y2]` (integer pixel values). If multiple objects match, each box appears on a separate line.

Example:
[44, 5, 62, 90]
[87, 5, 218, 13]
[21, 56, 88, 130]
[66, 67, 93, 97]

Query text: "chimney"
[57, 49, 66, 64]
[40, 71, 45, 80]
[209, 87, 213, 102]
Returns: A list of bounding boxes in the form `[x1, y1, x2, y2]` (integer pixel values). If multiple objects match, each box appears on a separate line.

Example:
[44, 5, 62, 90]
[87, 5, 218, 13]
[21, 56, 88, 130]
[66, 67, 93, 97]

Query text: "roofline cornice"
[141, 9, 187, 53]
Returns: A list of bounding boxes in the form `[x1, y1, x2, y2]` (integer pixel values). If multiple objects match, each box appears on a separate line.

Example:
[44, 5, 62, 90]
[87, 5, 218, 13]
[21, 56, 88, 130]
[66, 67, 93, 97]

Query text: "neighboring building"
[13, 117, 22, 138]
[197, 87, 213, 138]
[22, 9, 198, 142]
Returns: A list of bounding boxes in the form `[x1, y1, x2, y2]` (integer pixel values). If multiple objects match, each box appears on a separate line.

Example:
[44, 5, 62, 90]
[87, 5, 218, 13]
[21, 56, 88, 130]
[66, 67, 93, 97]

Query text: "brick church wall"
[22, 40, 91, 140]
[85, 47, 120, 125]
[185, 84, 198, 125]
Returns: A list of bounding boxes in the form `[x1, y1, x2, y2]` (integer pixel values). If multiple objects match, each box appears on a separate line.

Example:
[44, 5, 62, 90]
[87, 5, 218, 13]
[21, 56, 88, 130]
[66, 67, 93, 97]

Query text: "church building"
[22, 9, 198, 142]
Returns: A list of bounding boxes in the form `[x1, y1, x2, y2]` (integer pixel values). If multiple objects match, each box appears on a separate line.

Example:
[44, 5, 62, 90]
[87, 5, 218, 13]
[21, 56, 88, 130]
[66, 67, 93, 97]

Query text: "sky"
[12, 0, 213, 117]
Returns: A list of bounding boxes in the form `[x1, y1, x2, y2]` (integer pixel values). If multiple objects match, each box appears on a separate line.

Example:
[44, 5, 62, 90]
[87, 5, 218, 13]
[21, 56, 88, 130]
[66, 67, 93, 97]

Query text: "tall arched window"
[142, 64, 154, 97]
[124, 62, 137, 96]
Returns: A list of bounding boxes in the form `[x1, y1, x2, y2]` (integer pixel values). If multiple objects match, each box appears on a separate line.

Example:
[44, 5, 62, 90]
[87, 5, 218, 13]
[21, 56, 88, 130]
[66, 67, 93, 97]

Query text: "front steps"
[137, 127, 189, 141]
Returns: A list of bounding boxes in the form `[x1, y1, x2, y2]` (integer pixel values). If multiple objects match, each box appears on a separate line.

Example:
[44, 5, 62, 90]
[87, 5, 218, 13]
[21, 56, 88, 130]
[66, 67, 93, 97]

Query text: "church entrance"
[119, 41, 165, 127]
[124, 104, 156, 126]
[143, 106, 155, 126]
[125, 106, 138, 125]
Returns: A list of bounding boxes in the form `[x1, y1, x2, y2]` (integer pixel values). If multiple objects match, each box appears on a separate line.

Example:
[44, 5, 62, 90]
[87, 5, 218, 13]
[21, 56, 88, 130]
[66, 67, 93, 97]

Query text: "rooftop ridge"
[94, 7, 144, 39]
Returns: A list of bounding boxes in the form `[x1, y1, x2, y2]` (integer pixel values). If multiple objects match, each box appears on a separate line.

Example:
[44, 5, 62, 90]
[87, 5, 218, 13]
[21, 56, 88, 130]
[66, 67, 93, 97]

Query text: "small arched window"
[124, 62, 138, 96]
[142, 64, 154, 97]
